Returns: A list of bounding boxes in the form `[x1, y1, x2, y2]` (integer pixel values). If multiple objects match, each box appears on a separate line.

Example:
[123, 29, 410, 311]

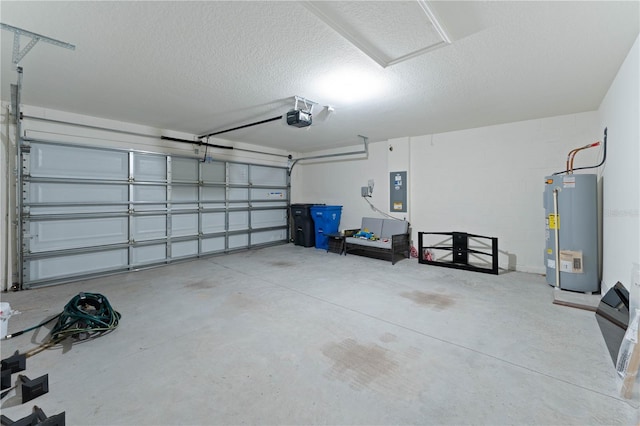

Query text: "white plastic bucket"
[0, 302, 12, 339]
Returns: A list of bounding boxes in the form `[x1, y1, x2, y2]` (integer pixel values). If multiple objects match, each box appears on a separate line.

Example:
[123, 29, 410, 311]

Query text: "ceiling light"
[316, 69, 385, 104]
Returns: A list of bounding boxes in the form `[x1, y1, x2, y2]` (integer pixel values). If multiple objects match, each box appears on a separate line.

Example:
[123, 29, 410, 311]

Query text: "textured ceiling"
[1, 1, 638, 153]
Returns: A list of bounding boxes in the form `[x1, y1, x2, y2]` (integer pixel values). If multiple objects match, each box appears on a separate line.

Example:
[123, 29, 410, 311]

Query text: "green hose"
[50, 292, 121, 341]
[3, 315, 60, 339]
[4, 292, 121, 344]
[4, 293, 121, 359]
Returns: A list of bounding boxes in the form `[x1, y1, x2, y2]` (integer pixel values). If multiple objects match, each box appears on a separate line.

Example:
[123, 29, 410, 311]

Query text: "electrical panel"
[389, 171, 407, 212]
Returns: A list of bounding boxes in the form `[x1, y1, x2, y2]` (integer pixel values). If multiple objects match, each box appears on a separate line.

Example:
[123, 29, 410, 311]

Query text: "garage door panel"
[172, 240, 198, 258]
[229, 163, 248, 184]
[29, 217, 128, 252]
[31, 182, 128, 204]
[202, 186, 225, 201]
[229, 211, 248, 231]
[172, 158, 198, 181]
[251, 210, 287, 229]
[201, 162, 226, 183]
[250, 188, 288, 207]
[21, 141, 289, 287]
[133, 185, 166, 203]
[250, 165, 287, 186]
[133, 216, 166, 241]
[30, 205, 127, 215]
[31, 143, 128, 180]
[29, 182, 128, 214]
[172, 186, 198, 202]
[28, 249, 128, 281]
[202, 237, 225, 253]
[229, 188, 248, 200]
[229, 188, 248, 201]
[133, 154, 166, 181]
[229, 234, 248, 249]
[202, 212, 225, 234]
[171, 214, 198, 237]
[252, 229, 287, 245]
[250, 188, 287, 201]
[133, 244, 167, 265]
[172, 185, 198, 210]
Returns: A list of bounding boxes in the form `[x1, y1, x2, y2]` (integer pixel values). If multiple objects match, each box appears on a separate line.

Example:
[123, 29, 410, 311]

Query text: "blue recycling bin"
[310, 205, 342, 250]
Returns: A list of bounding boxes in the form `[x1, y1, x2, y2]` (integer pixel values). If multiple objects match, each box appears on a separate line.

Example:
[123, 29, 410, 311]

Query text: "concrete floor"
[1, 244, 637, 425]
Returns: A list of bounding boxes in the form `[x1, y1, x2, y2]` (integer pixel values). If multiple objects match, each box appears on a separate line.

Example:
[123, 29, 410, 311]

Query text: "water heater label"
[563, 176, 576, 188]
[560, 250, 583, 273]
[549, 214, 559, 229]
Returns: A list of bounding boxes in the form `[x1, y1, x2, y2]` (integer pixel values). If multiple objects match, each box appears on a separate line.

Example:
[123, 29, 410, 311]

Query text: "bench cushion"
[381, 220, 409, 238]
[360, 217, 383, 237]
[345, 237, 391, 249]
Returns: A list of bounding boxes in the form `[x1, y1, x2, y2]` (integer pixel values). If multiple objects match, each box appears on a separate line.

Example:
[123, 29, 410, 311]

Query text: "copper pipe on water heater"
[569, 142, 600, 174]
[552, 128, 607, 176]
[565, 148, 580, 175]
[566, 141, 601, 174]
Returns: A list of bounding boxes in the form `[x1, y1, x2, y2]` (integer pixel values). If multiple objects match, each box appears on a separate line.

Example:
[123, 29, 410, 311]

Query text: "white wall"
[291, 141, 389, 232]
[387, 137, 411, 222]
[0, 104, 291, 291]
[294, 111, 601, 273]
[411, 113, 601, 273]
[598, 34, 640, 304]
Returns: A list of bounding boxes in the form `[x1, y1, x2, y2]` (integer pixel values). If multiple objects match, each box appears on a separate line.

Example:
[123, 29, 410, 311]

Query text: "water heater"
[543, 174, 599, 292]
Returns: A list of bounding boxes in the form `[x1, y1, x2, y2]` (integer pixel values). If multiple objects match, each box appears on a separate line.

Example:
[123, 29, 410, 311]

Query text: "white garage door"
[20, 140, 289, 288]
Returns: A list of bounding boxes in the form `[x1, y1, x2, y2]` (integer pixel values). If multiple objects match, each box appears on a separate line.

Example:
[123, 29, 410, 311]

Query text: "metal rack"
[418, 231, 499, 275]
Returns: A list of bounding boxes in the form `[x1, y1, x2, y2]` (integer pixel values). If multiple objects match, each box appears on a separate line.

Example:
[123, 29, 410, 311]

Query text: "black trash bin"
[290, 204, 319, 247]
